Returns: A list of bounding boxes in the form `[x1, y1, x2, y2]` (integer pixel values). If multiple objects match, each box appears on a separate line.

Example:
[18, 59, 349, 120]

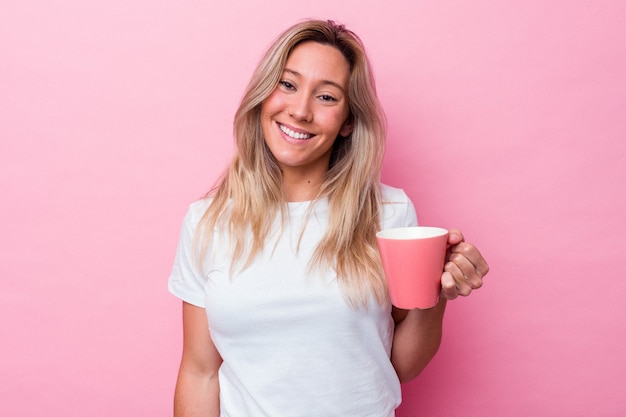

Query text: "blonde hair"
[195, 19, 387, 308]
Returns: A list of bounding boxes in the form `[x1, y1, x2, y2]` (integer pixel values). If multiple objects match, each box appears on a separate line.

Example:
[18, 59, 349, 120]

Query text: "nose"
[288, 93, 313, 123]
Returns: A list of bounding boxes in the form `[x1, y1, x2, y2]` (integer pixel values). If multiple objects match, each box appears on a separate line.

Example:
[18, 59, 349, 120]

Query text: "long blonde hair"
[195, 19, 388, 308]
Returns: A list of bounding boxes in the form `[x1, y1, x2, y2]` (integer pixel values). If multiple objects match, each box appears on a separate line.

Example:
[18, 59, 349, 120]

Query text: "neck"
[281, 167, 327, 202]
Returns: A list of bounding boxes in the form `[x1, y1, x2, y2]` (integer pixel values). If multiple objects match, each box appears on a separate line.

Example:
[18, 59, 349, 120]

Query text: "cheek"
[328, 111, 350, 133]
[262, 91, 287, 115]
[260, 100, 272, 120]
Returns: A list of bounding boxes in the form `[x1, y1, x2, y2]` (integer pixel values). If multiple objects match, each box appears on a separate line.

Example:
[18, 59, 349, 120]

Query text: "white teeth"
[279, 124, 313, 140]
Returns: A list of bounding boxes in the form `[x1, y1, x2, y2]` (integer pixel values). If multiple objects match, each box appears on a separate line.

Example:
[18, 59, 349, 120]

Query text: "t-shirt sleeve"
[167, 201, 210, 308]
[380, 184, 419, 229]
[402, 196, 418, 227]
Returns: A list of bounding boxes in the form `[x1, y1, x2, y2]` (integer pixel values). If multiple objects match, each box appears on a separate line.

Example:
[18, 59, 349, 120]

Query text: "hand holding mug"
[440, 228, 489, 300]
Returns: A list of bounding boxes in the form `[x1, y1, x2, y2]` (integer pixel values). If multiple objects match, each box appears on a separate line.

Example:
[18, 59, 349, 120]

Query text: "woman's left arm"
[390, 228, 489, 383]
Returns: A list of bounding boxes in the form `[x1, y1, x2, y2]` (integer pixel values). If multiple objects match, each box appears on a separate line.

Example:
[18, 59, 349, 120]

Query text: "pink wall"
[2, 1, 624, 415]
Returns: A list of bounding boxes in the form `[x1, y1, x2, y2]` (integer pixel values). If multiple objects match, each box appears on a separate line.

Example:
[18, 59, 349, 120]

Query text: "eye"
[318, 94, 337, 102]
[279, 80, 295, 90]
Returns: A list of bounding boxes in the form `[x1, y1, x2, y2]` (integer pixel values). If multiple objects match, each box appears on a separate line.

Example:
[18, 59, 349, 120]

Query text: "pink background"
[2, 0, 625, 416]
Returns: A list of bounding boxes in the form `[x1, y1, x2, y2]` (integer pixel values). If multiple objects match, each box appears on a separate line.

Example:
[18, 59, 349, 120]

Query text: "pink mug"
[376, 226, 449, 309]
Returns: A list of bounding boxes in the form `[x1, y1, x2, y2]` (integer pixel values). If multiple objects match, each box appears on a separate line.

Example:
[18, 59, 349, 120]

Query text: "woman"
[168, 19, 489, 417]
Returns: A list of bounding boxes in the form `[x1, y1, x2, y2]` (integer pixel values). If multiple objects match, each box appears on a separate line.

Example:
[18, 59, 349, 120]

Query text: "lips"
[278, 123, 314, 140]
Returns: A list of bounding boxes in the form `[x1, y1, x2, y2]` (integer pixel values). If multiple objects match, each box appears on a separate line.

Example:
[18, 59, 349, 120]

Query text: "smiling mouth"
[278, 123, 314, 140]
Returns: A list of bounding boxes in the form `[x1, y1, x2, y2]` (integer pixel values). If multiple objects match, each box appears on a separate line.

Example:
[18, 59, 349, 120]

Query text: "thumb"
[447, 228, 464, 246]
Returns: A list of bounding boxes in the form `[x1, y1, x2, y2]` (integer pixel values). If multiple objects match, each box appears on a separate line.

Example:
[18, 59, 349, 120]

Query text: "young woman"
[168, 19, 489, 417]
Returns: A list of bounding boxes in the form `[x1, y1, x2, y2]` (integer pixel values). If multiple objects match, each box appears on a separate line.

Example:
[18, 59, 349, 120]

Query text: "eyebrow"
[283, 68, 346, 92]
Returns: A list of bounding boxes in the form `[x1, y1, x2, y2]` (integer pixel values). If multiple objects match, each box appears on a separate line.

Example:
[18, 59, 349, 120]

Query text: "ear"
[339, 119, 353, 137]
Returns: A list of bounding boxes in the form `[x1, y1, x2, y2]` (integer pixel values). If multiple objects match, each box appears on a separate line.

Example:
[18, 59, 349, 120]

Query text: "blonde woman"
[168, 19, 489, 417]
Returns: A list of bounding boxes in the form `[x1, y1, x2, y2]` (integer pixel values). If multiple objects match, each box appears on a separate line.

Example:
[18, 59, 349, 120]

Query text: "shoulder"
[189, 197, 213, 215]
[380, 183, 411, 204]
[182, 197, 213, 228]
[379, 183, 418, 228]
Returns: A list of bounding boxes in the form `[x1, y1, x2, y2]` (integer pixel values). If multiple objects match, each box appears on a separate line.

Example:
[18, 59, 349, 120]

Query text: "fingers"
[440, 240, 489, 301]
[441, 261, 475, 299]
[440, 270, 460, 300]
[449, 242, 490, 278]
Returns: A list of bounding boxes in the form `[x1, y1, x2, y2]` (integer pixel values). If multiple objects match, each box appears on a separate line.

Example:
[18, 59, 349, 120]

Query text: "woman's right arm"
[174, 301, 223, 417]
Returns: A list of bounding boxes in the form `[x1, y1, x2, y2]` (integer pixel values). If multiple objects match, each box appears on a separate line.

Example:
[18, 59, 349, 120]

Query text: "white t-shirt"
[168, 184, 418, 417]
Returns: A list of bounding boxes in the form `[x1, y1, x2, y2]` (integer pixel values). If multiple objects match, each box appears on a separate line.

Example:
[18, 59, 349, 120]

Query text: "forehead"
[284, 41, 350, 86]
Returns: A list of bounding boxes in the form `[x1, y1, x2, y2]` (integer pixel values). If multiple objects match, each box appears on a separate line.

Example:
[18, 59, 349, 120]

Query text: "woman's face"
[260, 41, 352, 180]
